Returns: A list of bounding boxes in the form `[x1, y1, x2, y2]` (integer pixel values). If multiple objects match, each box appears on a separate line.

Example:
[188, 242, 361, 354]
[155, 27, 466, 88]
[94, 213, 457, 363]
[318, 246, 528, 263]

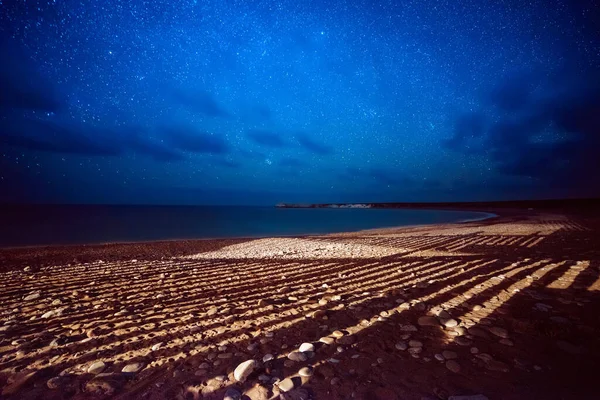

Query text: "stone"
[337, 335, 357, 345]
[262, 354, 274, 362]
[121, 362, 144, 373]
[234, 359, 257, 382]
[87, 361, 106, 374]
[434, 353, 445, 361]
[499, 338, 514, 346]
[446, 360, 461, 373]
[23, 292, 41, 301]
[151, 342, 163, 351]
[299, 342, 315, 352]
[485, 359, 510, 372]
[46, 377, 62, 389]
[319, 336, 334, 345]
[440, 318, 458, 328]
[84, 374, 126, 396]
[470, 347, 479, 354]
[556, 340, 584, 355]
[442, 350, 458, 359]
[224, 387, 242, 400]
[287, 351, 307, 362]
[299, 366, 313, 377]
[278, 378, 295, 392]
[467, 327, 489, 339]
[418, 316, 439, 327]
[409, 340, 423, 348]
[488, 326, 509, 338]
[332, 330, 345, 338]
[395, 341, 408, 350]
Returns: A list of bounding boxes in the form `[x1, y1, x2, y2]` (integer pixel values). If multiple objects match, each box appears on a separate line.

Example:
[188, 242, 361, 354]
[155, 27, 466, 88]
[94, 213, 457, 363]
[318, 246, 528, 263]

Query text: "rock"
[218, 352, 233, 359]
[442, 350, 458, 359]
[440, 318, 458, 328]
[121, 362, 144, 373]
[470, 347, 479, 354]
[2, 371, 37, 396]
[556, 340, 584, 355]
[499, 338, 514, 346]
[488, 326, 509, 338]
[409, 340, 423, 348]
[23, 292, 41, 301]
[448, 396, 489, 400]
[332, 330, 345, 338]
[434, 353, 445, 361]
[87, 361, 106, 374]
[234, 359, 257, 382]
[299, 366, 313, 377]
[262, 354, 274, 362]
[151, 342, 163, 351]
[485, 359, 510, 372]
[446, 360, 461, 373]
[299, 343, 315, 352]
[337, 335, 357, 345]
[319, 336, 335, 345]
[278, 377, 295, 392]
[395, 341, 408, 350]
[467, 327, 489, 339]
[46, 377, 62, 389]
[224, 387, 242, 400]
[418, 316, 439, 327]
[288, 351, 307, 362]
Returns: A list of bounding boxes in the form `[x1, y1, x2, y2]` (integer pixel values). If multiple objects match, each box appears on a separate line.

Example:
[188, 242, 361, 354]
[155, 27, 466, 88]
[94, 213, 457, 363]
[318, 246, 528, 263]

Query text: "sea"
[0, 205, 493, 248]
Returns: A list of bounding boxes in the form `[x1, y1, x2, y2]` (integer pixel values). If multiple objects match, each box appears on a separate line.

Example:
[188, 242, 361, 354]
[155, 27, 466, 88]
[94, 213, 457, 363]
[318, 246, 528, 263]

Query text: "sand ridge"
[0, 212, 599, 399]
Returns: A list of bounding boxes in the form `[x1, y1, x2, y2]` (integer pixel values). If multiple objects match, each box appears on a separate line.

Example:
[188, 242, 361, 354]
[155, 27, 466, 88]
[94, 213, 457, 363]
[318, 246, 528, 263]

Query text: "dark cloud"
[246, 129, 287, 147]
[171, 88, 230, 118]
[159, 125, 229, 154]
[252, 105, 271, 120]
[446, 68, 600, 195]
[0, 39, 63, 113]
[296, 132, 333, 155]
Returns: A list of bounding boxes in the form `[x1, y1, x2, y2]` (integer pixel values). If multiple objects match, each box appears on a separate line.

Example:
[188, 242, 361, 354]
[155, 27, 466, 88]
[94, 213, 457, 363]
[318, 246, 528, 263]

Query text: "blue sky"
[1, 0, 598, 204]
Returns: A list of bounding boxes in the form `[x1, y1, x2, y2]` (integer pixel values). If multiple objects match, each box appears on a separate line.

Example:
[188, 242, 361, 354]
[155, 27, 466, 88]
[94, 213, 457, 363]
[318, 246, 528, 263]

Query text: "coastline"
[1, 210, 599, 399]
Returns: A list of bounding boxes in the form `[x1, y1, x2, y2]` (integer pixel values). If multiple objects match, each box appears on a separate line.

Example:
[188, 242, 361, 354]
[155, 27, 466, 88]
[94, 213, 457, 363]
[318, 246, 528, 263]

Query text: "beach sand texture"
[1, 212, 599, 399]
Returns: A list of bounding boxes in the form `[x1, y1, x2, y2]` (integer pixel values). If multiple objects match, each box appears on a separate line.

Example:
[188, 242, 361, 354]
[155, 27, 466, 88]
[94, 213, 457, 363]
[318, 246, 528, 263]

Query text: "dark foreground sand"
[1, 212, 599, 400]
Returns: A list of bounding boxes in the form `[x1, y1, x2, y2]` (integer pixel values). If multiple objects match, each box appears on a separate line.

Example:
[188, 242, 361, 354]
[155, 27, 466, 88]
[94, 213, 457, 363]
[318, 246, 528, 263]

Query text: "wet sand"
[1, 211, 599, 399]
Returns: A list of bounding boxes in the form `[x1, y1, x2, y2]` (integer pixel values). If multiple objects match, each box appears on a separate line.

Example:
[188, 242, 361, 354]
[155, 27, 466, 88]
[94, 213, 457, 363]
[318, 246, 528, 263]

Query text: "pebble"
[470, 347, 479, 354]
[234, 359, 257, 382]
[278, 378, 295, 392]
[299, 366, 313, 377]
[262, 354, 274, 362]
[319, 337, 335, 345]
[121, 362, 144, 373]
[488, 326, 509, 338]
[418, 316, 439, 326]
[467, 327, 489, 339]
[400, 324, 418, 331]
[23, 292, 41, 301]
[288, 351, 307, 362]
[87, 361, 106, 374]
[499, 338, 514, 346]
[218, 353, 233, 359]
[446, 360, 461, 373]
[434, 353, 445, 361]
[440, 318, 458, 328]
[299, 343, 315, 352]
[224, 387, 242, 400]
[332, 330, 345, 338]
[409, 340, 423, 348]
[395, 341, 408, 350]
[46, 377, 61, 389]
[151, 343, 163, 351]
[442, 350, 458, 359]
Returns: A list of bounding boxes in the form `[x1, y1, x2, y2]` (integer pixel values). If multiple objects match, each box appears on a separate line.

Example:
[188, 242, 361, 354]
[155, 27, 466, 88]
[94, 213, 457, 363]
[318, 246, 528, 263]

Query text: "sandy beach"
[1, 211, 599, 400]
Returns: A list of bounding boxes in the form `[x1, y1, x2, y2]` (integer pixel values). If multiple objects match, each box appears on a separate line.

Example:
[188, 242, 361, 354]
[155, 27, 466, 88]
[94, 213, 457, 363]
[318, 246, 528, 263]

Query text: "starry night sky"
[1, 0, 599, 205]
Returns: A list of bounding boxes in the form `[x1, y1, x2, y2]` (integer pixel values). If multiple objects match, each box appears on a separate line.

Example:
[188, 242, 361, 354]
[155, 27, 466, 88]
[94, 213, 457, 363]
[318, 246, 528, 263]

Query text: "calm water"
[0, 205, 493, 247]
